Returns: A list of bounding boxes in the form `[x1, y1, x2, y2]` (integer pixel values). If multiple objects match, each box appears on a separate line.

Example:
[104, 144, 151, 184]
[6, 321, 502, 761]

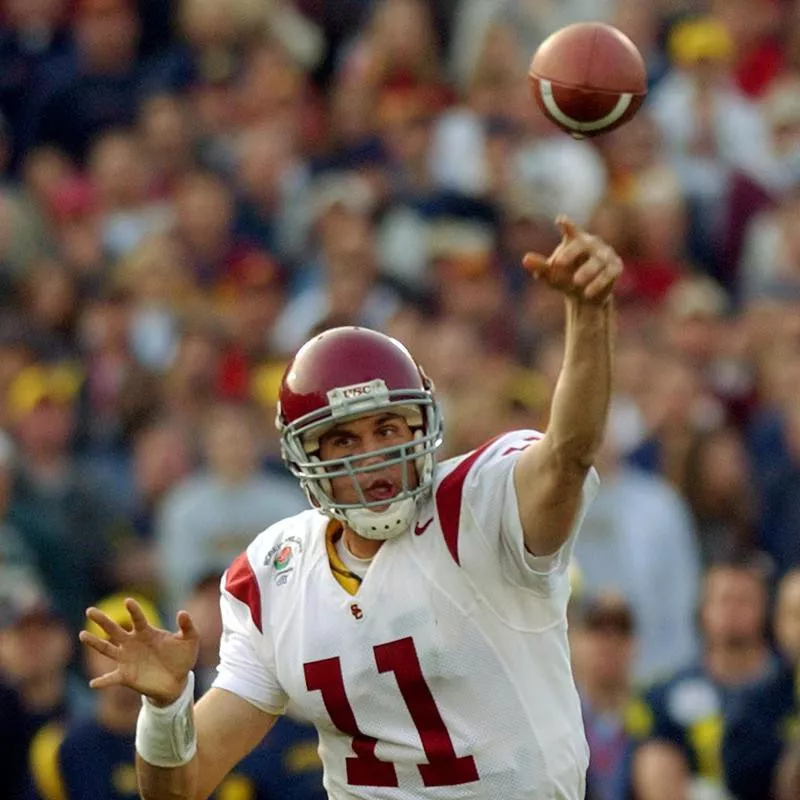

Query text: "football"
[529, 22, 647, 139]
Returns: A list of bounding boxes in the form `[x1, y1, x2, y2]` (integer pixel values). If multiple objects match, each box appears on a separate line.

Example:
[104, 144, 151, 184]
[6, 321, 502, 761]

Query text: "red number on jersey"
[304, 637, 479, 788]
[502, 434, 543, 457]
[304, 657, 397, 787]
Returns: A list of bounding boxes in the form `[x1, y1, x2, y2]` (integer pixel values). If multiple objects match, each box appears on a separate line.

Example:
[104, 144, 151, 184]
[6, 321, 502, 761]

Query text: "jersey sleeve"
[212, 551, 289, 716]
[441, 430, 599, 597]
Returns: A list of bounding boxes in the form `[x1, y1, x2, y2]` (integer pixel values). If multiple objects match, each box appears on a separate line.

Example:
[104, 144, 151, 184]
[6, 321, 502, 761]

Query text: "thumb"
[176, 611, 198, 642]
[522, 252, 549, 276]
[555, 214, 580, 240]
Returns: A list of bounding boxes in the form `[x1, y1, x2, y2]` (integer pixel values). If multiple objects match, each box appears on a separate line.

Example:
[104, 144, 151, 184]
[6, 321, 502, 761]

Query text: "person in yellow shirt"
[29, 593, 163, 800]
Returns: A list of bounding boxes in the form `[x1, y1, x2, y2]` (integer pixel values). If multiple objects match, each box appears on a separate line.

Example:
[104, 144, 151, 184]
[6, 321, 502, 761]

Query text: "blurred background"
[0, 0, 798, 799]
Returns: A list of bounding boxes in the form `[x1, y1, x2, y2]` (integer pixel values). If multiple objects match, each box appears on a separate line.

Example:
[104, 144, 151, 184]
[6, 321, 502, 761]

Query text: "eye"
[378, 425, 399, 438]
[331, 434, 356, 449]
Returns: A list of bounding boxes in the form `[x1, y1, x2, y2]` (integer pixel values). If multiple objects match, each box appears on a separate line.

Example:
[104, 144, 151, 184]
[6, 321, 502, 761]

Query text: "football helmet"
[277, 327, 443, 539]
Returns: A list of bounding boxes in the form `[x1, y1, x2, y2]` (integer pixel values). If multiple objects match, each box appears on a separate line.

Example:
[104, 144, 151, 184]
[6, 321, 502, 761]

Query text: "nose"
[351, 434, 391, 469]
[353, 451, 387, 470]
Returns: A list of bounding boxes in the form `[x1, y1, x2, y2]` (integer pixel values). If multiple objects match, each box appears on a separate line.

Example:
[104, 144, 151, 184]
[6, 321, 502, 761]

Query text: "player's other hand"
[522, 215, 623, 305]
[79, 598, 199, 706]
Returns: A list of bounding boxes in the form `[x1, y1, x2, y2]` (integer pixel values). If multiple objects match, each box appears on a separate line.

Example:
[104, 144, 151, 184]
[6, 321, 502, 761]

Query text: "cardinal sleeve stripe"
[435, 435, 504, 565]
[225, 551, 263, 632]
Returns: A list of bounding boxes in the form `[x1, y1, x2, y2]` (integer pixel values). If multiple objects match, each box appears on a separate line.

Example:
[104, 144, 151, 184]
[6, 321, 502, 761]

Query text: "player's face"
[701, 568, 766, 648]
[318, 412, 418, 509]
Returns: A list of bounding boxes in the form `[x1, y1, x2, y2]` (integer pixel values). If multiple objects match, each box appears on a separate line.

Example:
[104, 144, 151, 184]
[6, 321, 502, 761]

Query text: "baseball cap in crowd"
[668, 17, 734, 66]
[0, 578, 60, 630]
[427, 218, 496, 278]
[83, 593, 163, 641]
[571, 592, 636, 636]
[6, 363, 82, 421]
[309, 172, 376, 223]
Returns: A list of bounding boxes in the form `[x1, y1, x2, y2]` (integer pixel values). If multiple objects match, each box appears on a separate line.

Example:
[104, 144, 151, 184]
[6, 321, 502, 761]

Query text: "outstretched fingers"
[125, 597, 152, 632]
[89, 668, 123, 690]
[86, 607, 129, 643]
[79, 630, 121, 659]
[176, 610, 199, 642]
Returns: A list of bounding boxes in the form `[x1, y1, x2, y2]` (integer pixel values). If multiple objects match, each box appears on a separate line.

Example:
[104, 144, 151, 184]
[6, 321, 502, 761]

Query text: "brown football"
[529, 22, 647, 139]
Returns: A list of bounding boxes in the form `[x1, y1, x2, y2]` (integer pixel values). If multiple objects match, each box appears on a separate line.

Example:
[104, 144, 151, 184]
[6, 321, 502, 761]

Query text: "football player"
[80, 215, 622, 799]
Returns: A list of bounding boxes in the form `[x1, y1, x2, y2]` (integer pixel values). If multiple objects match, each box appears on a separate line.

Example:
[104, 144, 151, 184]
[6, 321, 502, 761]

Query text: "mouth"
[364, 479, 399, 502]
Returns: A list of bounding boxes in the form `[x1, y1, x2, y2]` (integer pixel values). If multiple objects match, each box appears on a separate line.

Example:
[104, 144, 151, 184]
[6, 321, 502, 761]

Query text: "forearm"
[137, 755, 199, 800]
[135, 674, 199, 800]
[545, 296, 614, 468]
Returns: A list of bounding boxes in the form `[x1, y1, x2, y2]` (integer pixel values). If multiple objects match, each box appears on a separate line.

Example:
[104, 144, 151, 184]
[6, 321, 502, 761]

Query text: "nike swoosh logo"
[414, 518, 433, 536]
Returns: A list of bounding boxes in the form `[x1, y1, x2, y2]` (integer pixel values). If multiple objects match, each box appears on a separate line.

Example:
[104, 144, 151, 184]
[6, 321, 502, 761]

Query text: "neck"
[705, 642, 768, 685]
[343, 527, 383, 559]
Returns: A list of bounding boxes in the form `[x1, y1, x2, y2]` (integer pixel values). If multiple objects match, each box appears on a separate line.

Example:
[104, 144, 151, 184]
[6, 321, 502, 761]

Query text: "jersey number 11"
[304, 635, 480, 787]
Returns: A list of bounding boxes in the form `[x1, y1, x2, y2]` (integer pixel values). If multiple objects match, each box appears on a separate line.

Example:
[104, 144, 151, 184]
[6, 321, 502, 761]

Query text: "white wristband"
[135, 671, 197, 768]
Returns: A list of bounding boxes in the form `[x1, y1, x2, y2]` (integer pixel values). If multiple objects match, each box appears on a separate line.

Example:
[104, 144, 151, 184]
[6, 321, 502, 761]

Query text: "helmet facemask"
[278, 379, 443, 540]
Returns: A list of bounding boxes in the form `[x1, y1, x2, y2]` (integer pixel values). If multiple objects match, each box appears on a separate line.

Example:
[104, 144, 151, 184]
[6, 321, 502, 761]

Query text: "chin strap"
[343, 496, 418, 540]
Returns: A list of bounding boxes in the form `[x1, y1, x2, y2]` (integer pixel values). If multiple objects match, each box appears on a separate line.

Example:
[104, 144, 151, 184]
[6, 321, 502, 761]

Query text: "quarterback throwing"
[80, 216, 622, 799]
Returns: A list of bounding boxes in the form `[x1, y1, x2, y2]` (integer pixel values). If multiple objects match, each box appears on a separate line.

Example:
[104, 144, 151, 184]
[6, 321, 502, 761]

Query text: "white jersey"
[214, 430, 599, 800]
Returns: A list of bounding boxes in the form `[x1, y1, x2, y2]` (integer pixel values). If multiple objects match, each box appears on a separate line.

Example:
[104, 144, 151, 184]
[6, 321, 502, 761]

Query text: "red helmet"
[277, 327, 443, 539]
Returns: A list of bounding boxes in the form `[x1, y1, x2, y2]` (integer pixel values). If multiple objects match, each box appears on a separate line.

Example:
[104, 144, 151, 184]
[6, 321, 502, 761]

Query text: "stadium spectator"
[572, 413, 702, 683]
[633, 558, 774, 800]
[722, 568, 800, 800]
[27, 593, 162, 800]
[6, 361, 129, 630]
[0, 581, 89, 785]
[20, 0, 146, 163]
[156, 401, 306, 618]
[570, 592, 649, 800]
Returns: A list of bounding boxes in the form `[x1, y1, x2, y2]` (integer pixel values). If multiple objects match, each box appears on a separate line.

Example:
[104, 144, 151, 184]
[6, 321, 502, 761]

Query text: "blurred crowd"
[0, 0, 799, 798]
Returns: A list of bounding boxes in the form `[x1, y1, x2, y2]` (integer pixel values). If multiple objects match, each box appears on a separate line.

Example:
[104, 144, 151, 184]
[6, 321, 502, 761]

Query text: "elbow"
[540, 433, 597, 476]
[539, 413, 604, 468]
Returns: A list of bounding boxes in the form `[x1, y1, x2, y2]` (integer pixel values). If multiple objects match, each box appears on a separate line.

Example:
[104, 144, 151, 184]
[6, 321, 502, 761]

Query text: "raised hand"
[79, 598, 200, 706]
[522, 215, 623, 305]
